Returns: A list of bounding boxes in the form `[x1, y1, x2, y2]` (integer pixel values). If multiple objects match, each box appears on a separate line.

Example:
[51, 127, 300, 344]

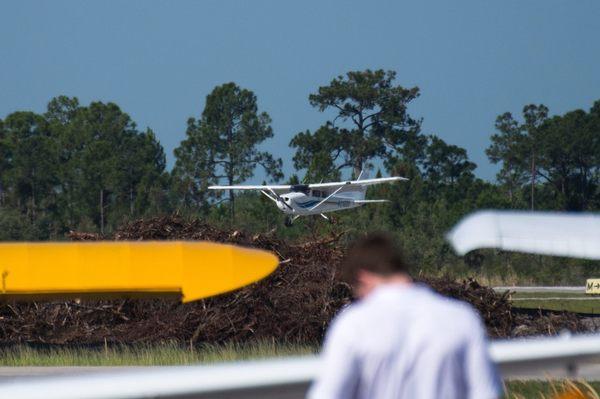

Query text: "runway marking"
[512, 297, 600, 301]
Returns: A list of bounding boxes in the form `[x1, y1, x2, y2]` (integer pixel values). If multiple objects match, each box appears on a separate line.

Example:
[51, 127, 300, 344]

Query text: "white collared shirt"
[308, 284, 501, 399]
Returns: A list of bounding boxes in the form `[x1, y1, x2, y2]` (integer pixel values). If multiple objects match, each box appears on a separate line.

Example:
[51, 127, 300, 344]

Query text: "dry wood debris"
[0, 215, 587, 346]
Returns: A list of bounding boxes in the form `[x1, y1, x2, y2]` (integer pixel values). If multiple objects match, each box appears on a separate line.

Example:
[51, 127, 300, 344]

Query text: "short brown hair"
[341, 233, 410, 284]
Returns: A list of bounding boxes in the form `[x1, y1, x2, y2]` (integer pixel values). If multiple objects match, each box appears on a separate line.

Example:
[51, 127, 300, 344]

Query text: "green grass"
[0, 342, 316, 367]
[510, 292, 600, 314]
[505, 379, 600, 398]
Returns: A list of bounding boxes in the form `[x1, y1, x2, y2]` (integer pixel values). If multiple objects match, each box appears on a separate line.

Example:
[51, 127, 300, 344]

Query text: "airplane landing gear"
[284, 216, 293, 227]
[284, 215, 300, 227]
[320, 213, 335, 224]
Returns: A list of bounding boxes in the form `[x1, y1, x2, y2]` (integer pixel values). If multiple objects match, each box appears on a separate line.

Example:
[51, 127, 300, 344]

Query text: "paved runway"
[501, 362, 600, 380]
[0, 366, 148, 382]
[1, 364, 600, 384]
[494, 286, 586, 293]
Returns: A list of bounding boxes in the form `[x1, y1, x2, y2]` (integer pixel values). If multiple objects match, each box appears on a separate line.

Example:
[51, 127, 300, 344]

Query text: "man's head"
[342, 233, 411, 298]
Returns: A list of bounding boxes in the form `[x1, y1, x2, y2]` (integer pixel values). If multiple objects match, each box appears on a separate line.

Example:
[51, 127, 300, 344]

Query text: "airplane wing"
[208, 177, 406, 192]
[447, 210, 600, 260]
[308, 176, 407, 189]
[208, 185, 291, 193]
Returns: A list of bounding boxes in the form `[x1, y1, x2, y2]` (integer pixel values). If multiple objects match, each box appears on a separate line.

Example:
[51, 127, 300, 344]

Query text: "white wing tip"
[446, 210, 500, 255]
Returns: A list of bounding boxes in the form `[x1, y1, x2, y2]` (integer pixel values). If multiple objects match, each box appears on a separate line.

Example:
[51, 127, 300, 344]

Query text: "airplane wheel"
[284, 216, 293, 227]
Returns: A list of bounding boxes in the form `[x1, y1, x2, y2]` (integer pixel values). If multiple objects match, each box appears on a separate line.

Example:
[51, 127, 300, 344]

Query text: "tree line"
[1, 69, 599, 283]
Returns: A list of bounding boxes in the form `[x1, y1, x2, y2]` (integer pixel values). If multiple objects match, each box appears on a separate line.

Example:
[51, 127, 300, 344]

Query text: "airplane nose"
[277, 199, 291, 213]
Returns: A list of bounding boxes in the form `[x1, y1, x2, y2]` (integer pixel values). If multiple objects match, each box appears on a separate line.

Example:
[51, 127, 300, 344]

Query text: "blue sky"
[1, 1, 599, 182]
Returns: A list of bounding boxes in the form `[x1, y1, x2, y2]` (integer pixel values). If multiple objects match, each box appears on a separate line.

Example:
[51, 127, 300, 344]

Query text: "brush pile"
[0, 215, 588, 346]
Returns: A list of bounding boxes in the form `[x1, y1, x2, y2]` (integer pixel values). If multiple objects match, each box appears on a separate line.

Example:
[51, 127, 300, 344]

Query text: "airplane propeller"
[261, 188, 293, 211]
[272, 189, 294, 211]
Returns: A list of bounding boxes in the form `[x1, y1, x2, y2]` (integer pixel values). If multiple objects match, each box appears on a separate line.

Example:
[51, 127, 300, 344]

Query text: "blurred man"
[308, 233, 501, 399]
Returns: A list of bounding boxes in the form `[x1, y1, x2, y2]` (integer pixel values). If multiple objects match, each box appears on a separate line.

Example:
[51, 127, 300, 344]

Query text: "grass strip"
[505, 379, 600, 398]
[511, 292, 600, 314]
[0, 342, 316, 367]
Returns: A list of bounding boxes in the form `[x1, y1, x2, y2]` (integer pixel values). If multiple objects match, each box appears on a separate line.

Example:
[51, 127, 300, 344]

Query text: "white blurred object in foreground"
[447, 210, 600, 259]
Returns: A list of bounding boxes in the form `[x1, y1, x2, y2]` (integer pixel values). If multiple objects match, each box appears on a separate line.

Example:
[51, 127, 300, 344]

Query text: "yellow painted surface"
[0, 241, 278, 302]
[586, 278, 600, 295]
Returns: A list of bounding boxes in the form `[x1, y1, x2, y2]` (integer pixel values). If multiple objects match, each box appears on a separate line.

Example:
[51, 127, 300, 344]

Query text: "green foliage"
[0, 96, 168, 237]
[1, 111, 58, 223]
[291, 69, 421, 178]
[487, 102, 600, 211]
[173, 83, 282, 221]
[0, 208, 38, 240]
[290, 126, 343, 182]
[1, 74, 600, 285]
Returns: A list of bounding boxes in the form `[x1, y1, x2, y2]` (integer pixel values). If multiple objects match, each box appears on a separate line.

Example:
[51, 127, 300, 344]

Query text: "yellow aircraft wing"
[0, 241, 278, 302]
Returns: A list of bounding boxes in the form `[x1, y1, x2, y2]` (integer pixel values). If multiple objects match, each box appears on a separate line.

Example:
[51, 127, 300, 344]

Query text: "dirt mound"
[0, 215, 587, 346]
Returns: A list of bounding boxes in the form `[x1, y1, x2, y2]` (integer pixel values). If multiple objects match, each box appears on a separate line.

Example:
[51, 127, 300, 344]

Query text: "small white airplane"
[209, 172, 407, 226]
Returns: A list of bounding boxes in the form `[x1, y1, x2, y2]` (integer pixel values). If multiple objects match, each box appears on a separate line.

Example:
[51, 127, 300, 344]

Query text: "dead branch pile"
[0, 215, 588, 346]
[420, 277, 586, 338]
[421, 277, 515, 338]
[67, 231, 103, 241]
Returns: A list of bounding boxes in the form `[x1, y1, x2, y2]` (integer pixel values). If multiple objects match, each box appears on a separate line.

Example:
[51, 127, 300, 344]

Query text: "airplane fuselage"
[276, 191, 361, 215]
